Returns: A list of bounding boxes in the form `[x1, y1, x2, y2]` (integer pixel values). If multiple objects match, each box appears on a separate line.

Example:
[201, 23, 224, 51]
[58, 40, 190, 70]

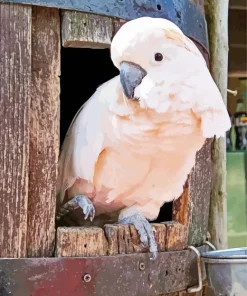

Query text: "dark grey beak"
[120, 61, 147, 99]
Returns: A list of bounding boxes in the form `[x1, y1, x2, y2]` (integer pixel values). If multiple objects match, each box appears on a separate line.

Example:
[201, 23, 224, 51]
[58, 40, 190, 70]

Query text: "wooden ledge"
[62, 11, 117, 48]
[56, 221, 188, 257]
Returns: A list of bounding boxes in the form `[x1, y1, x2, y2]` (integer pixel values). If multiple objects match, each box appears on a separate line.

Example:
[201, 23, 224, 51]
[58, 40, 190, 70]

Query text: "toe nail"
[150, 251, 158, 261]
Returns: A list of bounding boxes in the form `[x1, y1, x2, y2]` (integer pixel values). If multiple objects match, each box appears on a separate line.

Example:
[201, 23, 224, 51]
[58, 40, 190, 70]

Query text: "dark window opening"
[60, 48, 119, 145]
[60, 47, 172, 224]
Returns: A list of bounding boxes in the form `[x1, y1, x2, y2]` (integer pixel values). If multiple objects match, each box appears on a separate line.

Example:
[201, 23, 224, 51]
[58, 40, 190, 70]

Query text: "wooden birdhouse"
[0, 0, 227, 295]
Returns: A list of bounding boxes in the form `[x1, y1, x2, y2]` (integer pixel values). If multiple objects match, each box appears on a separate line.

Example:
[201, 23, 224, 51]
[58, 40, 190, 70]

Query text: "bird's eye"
[154, 53, 163, 62]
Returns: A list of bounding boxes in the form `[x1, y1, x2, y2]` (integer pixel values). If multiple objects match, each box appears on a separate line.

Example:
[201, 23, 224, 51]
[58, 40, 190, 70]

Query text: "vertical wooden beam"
[187, 140, 212, 245]
[205, 0, 229, 249]
[27, 7, 60, 257]
[0, 3, 31, 258]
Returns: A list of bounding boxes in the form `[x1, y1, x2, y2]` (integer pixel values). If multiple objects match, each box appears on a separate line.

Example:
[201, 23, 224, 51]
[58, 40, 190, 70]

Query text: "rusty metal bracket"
[187, 246, 203, 293]
[0, 0, 209, 51]
[0, 245, 208, 296]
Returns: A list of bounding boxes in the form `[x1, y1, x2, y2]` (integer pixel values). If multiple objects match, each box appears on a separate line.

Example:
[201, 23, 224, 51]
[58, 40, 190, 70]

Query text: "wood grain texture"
[113, 18, 127, 35]
[62, 11, 114, 48]
[187, 139, 212, 246]
[172, 144, 212, 248]
[173, 182, 189, 226]
[56, 224, 166, 257]
[159, 222, 188, 296]
[105, 223, 167, 255]
[164, 222, 188, 251]
[0, 3, 31, 258]
[56, 227, 108, 257]
[205, 0, 229, 250]
[27, 7, 60, 257]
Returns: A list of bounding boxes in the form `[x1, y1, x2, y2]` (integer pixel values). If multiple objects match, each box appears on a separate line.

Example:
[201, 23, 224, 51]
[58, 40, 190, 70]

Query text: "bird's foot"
[119, 213, 158, 260]
[56, 195, 95, 222]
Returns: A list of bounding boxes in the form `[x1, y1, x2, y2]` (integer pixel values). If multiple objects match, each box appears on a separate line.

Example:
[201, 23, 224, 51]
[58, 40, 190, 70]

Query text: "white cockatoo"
[56, 17, 231, 259]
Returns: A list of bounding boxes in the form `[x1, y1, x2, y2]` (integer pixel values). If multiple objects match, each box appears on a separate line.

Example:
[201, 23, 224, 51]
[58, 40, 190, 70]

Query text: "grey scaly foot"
[56, 195, 95, 222]
[119, 213, 158, 260]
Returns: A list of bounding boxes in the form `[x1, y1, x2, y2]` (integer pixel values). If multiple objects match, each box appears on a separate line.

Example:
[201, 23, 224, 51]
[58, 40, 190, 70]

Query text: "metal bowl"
[201, 247, 247, 296]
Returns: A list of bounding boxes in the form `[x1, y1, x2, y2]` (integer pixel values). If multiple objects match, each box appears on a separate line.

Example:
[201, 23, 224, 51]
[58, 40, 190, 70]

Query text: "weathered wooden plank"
[56, 224, 166, 257]
[172, 139, 212, 247]
[187, 139, 212, 246]
[27, 7, 60, 257]
[105, 223, 167, 255]
[56, 227, 108, 257]
[173, 182, 189, 226]
[113, 18, 127, 35]
[205, 0, 229, 250]
[62, 11, 114, 48]
[0, 3, 31, 258]
[159, 222, 188, 296]
[172, 140, 211, 247]
[105, 224, 144, 255]
[164, 222, 188, 251]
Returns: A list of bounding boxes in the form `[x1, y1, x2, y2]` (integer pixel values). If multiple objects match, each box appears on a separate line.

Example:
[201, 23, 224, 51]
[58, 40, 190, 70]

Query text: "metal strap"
[0, 0, 209, 50]
[0, 245, 208, 296]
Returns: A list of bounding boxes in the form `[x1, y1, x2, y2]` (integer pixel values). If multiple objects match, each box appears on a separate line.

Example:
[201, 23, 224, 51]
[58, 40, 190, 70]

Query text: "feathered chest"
[108, 108, 202, 155]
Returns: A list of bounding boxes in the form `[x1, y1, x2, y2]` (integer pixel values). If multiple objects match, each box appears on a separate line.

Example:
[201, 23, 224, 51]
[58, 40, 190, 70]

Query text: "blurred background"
[226, 0, 247, 248]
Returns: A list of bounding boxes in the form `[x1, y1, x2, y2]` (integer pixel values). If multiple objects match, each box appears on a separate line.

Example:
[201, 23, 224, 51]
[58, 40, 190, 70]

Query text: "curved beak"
[120, 61, 147, 99]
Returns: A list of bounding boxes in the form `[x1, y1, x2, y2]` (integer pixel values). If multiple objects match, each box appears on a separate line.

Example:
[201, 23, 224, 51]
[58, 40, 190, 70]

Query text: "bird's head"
[111, 17, 206, 113]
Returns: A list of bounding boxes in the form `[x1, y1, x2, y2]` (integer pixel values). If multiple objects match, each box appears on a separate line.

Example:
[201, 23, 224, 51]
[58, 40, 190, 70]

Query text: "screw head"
[83, 273, 91, 282]
[139, 262, 145, 271]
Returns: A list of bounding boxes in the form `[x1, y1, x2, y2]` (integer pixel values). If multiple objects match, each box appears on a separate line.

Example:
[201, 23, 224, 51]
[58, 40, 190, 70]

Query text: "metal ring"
[186, 246, 203, 293]
[204, 241, 217, 251]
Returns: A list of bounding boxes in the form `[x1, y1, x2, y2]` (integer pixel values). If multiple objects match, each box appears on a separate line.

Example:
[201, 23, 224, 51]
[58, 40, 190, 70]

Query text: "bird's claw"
[75, 195, 95, 221]
[56, 195, 95, 222]
[119, 213, 158, 260]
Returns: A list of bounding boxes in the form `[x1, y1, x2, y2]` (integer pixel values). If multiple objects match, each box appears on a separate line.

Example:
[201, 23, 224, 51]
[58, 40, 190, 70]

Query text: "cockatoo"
[56, 17, 231, 260]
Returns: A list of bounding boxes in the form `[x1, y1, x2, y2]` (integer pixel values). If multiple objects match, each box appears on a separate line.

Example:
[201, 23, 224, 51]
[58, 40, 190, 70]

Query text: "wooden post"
[205, 0, 229, 249]
[27, 7, 60, 257]
[0, 3, 31, 258]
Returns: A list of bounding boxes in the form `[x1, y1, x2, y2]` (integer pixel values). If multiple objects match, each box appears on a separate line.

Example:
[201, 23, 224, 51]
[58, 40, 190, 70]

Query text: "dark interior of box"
[60, 47, 172, 223]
